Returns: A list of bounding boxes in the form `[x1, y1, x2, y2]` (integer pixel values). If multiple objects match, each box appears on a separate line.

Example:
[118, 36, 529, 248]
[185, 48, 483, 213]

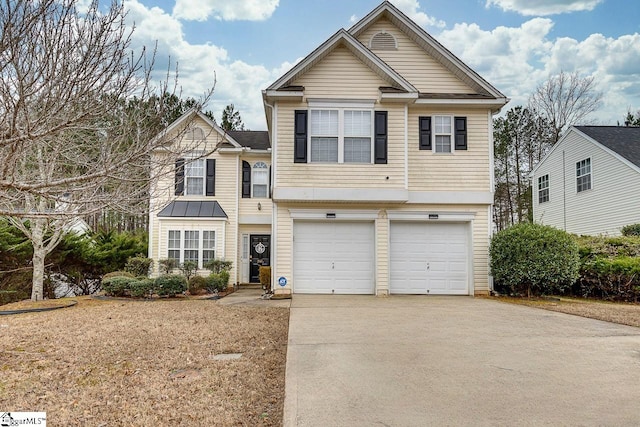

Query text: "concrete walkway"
[284, 295, 640, 426]
[216, 287, 291, 308]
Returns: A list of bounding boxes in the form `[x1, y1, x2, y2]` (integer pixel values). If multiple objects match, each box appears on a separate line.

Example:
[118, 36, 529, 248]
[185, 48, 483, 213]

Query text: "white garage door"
[390, 222, 469, 295]
[293, 221, 375, 294]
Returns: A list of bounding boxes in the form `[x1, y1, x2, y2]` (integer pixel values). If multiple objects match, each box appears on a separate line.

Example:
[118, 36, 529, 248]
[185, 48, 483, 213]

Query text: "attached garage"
[390, 222, 470, 295]
[293, 221, 375, 294]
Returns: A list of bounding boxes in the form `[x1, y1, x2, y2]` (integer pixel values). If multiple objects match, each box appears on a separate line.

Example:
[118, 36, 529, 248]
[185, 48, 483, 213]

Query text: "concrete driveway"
[284, 295, 640, 426]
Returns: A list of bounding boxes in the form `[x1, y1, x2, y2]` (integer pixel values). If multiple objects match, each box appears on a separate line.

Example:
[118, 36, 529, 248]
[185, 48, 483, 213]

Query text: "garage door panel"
[390, 222, 469, 295]
[293, 222, 374, 294]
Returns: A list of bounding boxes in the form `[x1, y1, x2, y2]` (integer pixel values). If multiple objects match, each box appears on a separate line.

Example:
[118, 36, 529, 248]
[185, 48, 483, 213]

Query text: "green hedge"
[206, 271, 230, 293]
[102, 276, 135, 297]
[621, 223, 640, 237]
[490, 223, 579, 296]
[155, 274, 187, 297]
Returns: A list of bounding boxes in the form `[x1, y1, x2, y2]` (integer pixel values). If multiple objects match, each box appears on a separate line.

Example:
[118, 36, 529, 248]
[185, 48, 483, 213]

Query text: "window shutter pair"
[292, 110, 388, 163]
[242, 161, 251, 198]
[174, 158, 216, 196]
[418, 116, 467, 150]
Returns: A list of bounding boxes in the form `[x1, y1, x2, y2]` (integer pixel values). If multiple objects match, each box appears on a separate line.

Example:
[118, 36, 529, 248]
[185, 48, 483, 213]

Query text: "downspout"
[263, 98, 276, 294]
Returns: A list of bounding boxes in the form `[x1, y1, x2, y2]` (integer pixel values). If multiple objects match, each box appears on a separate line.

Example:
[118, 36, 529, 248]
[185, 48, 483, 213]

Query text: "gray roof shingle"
[576, 126, 640, 168]
[227, 131, 270, 150]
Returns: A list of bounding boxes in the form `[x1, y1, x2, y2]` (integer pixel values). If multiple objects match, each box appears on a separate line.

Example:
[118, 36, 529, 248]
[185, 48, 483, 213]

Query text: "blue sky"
[121, 0, 640, 129]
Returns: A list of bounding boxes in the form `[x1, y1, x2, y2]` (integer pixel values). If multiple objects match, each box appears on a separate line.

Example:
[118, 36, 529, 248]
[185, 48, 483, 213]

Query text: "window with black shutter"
[175, 158, 185, 196]
[206, 159, 216, 196]
[242, 161, 251, 198]
[419, 117, 431, 150]
[374, 111, 387, 164]
[294, 110, 308, 163]
[454, 117, 467, 150]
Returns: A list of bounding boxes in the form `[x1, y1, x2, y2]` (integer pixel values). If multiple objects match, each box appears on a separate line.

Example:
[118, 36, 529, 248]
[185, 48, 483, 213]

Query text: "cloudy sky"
[121, 0, 640, 130]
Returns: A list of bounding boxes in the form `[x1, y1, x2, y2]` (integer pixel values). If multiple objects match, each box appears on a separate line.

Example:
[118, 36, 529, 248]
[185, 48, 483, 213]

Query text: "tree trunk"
[31, 219, 46, 301]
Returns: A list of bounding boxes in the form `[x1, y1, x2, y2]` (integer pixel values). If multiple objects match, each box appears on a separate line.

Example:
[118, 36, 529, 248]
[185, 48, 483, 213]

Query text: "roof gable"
[348, 1, 506, 100]
[152, 109, 243, 149]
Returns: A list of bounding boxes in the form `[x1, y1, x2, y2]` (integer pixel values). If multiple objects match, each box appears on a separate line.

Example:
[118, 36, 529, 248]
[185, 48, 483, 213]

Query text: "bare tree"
[529, 71, 603, 143]
[0, 0, 213, 300]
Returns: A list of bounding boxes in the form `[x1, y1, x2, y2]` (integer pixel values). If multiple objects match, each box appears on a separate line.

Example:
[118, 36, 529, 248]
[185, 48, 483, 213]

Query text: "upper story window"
[419, 116, 467, 153]
[252, 162, 268, 198]
[576, 158, 591, 193]
[434, 116, 452, 153]
[185, 158, 205, 195]
[309, 109, 372, 163]
[538, 174, 549, 203]
[186, 127, 205, 140]
[370, 32, 397, 50]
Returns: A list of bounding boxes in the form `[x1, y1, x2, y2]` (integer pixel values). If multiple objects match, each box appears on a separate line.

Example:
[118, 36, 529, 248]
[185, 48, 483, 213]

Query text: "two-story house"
[264, 1, 507, 296]
[148, 110, 272, 284]
[149, 1, 508, 295]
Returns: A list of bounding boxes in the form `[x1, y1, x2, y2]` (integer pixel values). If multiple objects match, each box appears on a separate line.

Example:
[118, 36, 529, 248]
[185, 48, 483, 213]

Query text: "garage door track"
[284, 295, 640, 426]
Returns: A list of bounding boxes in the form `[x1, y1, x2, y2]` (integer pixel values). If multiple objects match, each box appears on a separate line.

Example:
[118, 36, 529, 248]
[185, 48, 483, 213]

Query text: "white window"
[576, 158, 591, 193]
[252, 162, 268, 198]
[538, 174, 549, 203]
[168, 230, 181, 262]
[434, 116, 452, 153]
[183, 231, 199, 264]
[309, 109, 372, 163]
[202, 231, 216, 265]
[185, 159, 204, 195]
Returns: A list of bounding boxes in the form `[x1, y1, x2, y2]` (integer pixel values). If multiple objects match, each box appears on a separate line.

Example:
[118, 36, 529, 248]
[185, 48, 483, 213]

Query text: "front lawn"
[0, 297, 289, 425]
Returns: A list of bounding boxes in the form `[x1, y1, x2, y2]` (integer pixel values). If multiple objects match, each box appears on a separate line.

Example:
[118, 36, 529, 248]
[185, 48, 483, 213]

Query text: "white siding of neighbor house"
[356, 17, 473, 94]
[407, 107, 491, 192]
[532, 130, 640, 236]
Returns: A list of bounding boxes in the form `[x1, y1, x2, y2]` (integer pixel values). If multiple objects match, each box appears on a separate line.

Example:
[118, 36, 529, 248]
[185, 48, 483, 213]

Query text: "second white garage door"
[390, 222, 469, 295]
[293, 221, 375, 294]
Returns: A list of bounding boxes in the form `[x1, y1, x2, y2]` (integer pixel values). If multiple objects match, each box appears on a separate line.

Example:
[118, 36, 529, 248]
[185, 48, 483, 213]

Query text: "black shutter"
[419, 117, 432, 150]
[294, 110, 307, 163]
[174, 158, 184, 196]
[242, 161, 251, 198]
[206, 159, 216, 196]
[374, 111, 387, 164]
[454, 117, 467, 150]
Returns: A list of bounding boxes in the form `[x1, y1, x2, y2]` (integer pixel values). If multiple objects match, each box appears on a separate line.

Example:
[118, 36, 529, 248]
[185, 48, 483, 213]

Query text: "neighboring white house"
[531, 126, 640, 236]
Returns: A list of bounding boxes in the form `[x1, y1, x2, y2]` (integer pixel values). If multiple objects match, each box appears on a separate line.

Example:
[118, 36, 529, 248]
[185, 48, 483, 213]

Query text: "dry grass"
[490, 296, 640, 328]
[0, 297, 289, 426]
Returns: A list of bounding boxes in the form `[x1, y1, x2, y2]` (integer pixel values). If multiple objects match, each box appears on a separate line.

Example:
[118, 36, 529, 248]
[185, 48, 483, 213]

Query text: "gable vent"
[370, 32, 397, 50]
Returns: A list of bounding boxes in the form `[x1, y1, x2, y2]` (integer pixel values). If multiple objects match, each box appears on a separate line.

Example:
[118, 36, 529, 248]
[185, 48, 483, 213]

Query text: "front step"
[238, 283, 263, 290]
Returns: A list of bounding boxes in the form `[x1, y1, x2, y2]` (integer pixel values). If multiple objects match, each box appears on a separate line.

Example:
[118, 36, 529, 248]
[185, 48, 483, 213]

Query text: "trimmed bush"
[102, 276, 136, 297]
[204, 259, 233, 274]
[180, 261, 198, 281]
[155, 274, 187, 297]
[621, 223, 640, 237]
[259, 266, 271, 289]
[158, 258, 178, 274]
[129, 278, 155, 298]
[490, 223, 579, 296]
[125, 254, 152, 277]
[206, 271, 230, 293]
[102, 271, 135, 281]
[188, 275, 207, 295]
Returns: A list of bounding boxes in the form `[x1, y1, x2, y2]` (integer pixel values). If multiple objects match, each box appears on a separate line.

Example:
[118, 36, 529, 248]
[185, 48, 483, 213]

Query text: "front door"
[250, 235, 270, 283]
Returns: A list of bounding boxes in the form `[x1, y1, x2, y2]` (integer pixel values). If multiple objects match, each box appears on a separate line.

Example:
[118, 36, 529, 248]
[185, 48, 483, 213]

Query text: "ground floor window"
[167, 229, 216, 268]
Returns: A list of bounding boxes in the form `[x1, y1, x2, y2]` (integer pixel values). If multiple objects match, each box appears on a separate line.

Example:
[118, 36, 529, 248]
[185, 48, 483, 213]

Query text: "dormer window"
[370, 32, 397, 50]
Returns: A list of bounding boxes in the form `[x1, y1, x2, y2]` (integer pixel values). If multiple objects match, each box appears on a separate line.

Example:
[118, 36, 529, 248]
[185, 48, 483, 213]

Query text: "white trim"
[387, 211, 476, 222]
[289, 209, 379, 220]
[488, 110, 495, 191]
[273, 187, 408, 202]
[263, 90, 304, 99]
[308, 99, 376, 109]
[234, 155, 240, 284]
[404, 104, 409, 190]
[271, 102, 278, 293]
[380, 92, 419, 102]
[414, 98, 508, 108]
[407, 191, 493, 204]
[238, 214, 272, 225]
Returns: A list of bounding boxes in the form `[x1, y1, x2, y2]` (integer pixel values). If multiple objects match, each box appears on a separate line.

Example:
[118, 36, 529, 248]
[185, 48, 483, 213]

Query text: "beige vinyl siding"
[274, 202, 490, 295]
[408, 108, 491, 191]
[293, 45, 390, 99]
[533, 131, 640, 236]
[357, 18, 473, 94]
[275, 102, 405, 188]
[238, 154, 272, 219]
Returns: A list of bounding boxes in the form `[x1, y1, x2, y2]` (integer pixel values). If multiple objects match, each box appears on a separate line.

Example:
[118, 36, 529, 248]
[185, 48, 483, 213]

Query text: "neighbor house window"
[310, 109, 372, 163]
[538, 174, 549, 203]
[576, 158, 591, 192]
[202, 231, 216, 265]
[185, 159, 205, 195]
[434, 116, 452, 153]
[252, 162, 268, 198]
[183, 231, 199, 264]
[168, 230, 181, 262]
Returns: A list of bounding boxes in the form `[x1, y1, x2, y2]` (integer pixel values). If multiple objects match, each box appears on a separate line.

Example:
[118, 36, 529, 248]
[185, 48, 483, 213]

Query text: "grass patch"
[0, 298, 289, 425]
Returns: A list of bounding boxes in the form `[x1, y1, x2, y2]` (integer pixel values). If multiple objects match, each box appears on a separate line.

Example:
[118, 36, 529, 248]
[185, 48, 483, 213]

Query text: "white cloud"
[349, 14, 359, 25]
[389, 0, 446, 28]
[486, 0, 603, 16]
[172, 0, 279, 22]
